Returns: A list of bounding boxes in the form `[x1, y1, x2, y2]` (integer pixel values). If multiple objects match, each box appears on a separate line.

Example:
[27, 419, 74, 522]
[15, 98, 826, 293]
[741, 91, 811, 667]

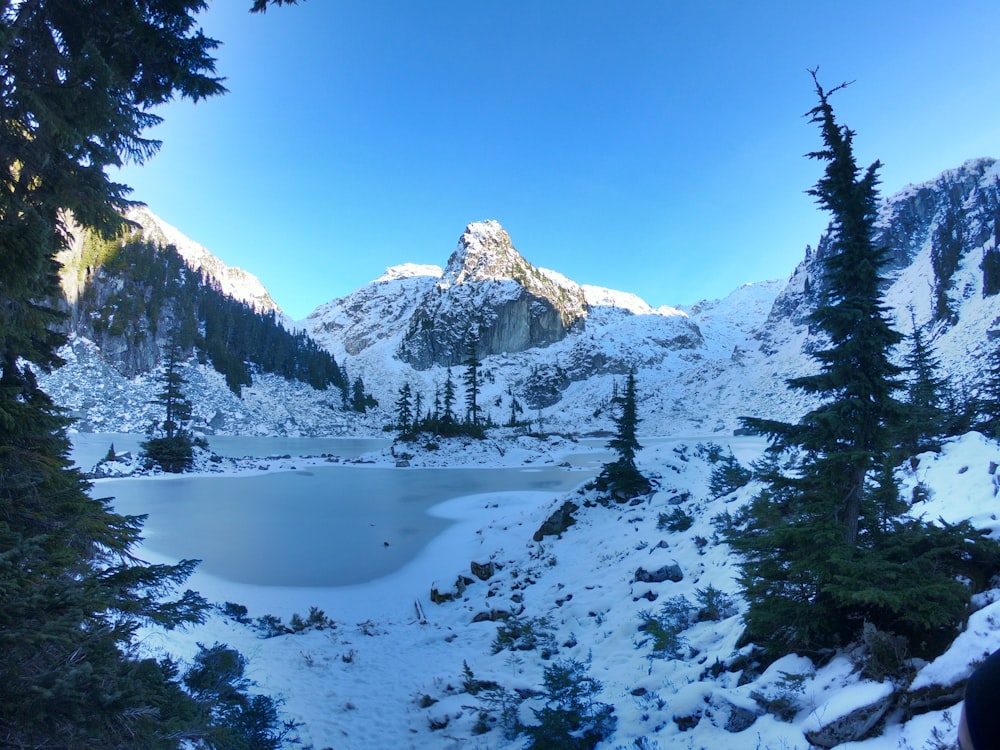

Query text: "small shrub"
[639, 596, 692, 657]
[695, 442, 725, 463]
[523, 658, 616, 750]
[254, 614, 290, 638]
[658, 508, 693, 532]
[492, 615, 557, 659]
[750, 671, 807, 722]
[220, 601, 250, 624]
[695, 585, 738, 622]
[183, 643, 296, 749]
[708, 450, 752, 498]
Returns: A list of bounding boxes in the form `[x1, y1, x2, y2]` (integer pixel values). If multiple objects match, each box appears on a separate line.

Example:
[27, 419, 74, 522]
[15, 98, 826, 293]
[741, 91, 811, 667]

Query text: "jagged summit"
[443, 220, 527, 285]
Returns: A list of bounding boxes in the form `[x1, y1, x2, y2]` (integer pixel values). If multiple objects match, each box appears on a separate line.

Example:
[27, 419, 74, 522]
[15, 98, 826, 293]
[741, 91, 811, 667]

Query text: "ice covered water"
[100, 465, 586, 587]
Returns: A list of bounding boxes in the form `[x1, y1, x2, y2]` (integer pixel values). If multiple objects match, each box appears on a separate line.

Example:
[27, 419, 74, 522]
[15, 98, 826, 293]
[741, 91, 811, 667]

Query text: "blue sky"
[114, 1, 1000, 321]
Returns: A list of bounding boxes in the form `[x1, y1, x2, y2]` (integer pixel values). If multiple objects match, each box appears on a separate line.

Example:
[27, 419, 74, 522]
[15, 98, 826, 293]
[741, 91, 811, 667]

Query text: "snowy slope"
[131, 431, 1000, 750]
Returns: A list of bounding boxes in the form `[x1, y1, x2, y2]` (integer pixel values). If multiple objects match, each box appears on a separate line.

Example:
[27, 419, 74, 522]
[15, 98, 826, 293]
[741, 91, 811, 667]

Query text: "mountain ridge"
[39, 156, 1000, 438]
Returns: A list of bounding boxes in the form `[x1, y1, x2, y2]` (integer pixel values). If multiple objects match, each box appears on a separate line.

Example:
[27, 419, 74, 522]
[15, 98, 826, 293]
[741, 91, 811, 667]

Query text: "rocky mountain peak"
[443, 220, 530, 286]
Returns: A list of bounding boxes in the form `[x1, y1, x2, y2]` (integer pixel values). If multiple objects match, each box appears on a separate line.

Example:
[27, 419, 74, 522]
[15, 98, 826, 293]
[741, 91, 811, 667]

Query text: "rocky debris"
[803, 684, 896, 748]
[532, 500, 580, 542]
[430, 575, 476, 604]
[470, 560, 496, 581]
[634, 562, 683, 584]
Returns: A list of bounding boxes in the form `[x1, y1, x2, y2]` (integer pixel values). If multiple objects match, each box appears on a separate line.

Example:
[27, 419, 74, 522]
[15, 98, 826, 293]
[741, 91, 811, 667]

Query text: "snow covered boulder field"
[127, 432, 1000, 749]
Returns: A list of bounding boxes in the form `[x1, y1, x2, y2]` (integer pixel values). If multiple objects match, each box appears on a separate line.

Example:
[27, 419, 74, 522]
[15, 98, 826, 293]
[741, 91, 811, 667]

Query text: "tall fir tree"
[441, 368, 457, 429]
[462, 330, 482, 426]
[732, 74, 996, 657]
[899, 309, 949, 453]
[141, 339, 197, 473]
[0, 2, 296, 745]
[395, 382, 413, 433]
[596, 368, 650, 500]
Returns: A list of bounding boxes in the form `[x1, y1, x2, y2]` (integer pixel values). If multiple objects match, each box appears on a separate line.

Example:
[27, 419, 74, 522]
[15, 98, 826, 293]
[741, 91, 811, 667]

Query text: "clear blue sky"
[113, 1, 1000, 321]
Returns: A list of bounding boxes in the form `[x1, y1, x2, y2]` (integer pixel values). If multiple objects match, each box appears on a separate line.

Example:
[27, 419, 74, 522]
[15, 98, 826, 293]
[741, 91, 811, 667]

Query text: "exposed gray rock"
[634, 562, 683, 584]
[804, 688, 896, 748]
[533, 500, 580, 542]
[397, 221, 588, 369]
[707, 692, 762, 733]
[470, 560, 496, 581]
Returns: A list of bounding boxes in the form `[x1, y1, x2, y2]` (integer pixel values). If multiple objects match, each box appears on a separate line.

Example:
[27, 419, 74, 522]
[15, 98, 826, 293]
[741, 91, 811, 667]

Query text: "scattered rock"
[533, 500, 580, 542]
[804, 685, 896, 748]
[470, 560, 496, 581]
[634, 562, 683, 584]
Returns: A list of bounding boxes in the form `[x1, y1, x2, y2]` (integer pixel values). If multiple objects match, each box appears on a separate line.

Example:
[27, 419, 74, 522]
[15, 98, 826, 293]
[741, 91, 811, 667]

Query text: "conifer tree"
[395, 382, 413, 433]
[141, 338, 198, 473]
[732, 74, 998, 657]
[0, 2, 296, 745]
[596, 368, 650, 500]
[441, 368, 457, 429]
[462, 331, 482, 426]
[900, 310, 949, 453]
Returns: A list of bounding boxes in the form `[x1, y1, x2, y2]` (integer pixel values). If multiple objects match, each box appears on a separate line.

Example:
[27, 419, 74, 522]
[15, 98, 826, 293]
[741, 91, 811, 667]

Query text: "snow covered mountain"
[41, 158, 1000, 438]
[303, 158, 1000, 437]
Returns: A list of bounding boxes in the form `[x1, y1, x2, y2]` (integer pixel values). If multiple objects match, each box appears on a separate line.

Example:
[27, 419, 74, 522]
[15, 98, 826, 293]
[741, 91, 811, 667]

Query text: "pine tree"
[732, 74, 996, 657]
[900, 310, 949, 453]
[0, 2, 295, 745]
[141, 339, 198, 473]
[441, 368, 457, 429]
[596, 367, 650, 500]
[395, 382, 413, 433]
[976, 342, 1000, 440]
[462, 331, 482, 426]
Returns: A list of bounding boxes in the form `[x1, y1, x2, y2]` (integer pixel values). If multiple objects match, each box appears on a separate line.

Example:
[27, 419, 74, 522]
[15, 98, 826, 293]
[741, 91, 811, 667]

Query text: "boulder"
[634, 562, 683, 584]
[803, 683, 896, 748]
[470, 560, 496, 581]
[533, 500, 580, 542]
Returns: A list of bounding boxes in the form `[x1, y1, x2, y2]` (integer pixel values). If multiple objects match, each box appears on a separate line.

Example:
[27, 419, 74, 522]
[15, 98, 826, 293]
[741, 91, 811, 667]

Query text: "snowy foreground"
[116, 433, 1000, 750]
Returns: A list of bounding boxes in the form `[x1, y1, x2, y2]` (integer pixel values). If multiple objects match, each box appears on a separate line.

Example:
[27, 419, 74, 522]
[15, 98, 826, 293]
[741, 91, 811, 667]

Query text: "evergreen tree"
[462, 330, 482, 426]
[976, 342, 1000, 440]
[0, 2, 295, 745]
[351, 376, 369, 413]
[441, 368, 457, 429]
[141, 339, 198, 473]
[900, 310, 949, 453]
[732, 74, 998, 657]
[395, 382, 413, 433]
[596, 368, 650, 500]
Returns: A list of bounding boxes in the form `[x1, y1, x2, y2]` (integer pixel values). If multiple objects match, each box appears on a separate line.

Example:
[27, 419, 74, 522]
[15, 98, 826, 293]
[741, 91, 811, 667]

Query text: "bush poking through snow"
[658, 508, 694, 532]
[694, 585, 738, 622]
[523, 657, 616, 750]
[708, 449, 752, 498]
[638, 596, 693, 657]
[183, 643, 297, 748]
[750, 671, 807, 722]
[491, 615, 558, 659]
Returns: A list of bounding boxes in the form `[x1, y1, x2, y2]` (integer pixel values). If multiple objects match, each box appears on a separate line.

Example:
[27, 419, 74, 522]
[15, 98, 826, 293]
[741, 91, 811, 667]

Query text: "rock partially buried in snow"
[803, 680, 896, 747]
[634, 562, 683, 584]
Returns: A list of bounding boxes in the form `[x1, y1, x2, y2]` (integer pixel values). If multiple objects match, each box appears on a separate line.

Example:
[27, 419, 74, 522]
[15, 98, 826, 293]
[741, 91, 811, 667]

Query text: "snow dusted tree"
[596, 367, 650, 500]
[731, 73, 998, 659]
[462, 330, 482, 426]
[395, 382, 414, 432]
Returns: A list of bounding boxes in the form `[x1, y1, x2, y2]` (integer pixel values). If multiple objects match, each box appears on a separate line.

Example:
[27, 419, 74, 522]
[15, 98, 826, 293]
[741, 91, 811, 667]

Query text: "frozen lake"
[95, 461, 593, 588]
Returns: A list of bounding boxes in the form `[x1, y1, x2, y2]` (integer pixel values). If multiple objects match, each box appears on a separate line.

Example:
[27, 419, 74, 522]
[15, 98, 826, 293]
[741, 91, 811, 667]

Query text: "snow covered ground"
[118, 431, 1000, 749]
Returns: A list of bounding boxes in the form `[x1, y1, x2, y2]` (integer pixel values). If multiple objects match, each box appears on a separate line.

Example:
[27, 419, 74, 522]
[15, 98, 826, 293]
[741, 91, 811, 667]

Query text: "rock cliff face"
[396, 221, 588, 369]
